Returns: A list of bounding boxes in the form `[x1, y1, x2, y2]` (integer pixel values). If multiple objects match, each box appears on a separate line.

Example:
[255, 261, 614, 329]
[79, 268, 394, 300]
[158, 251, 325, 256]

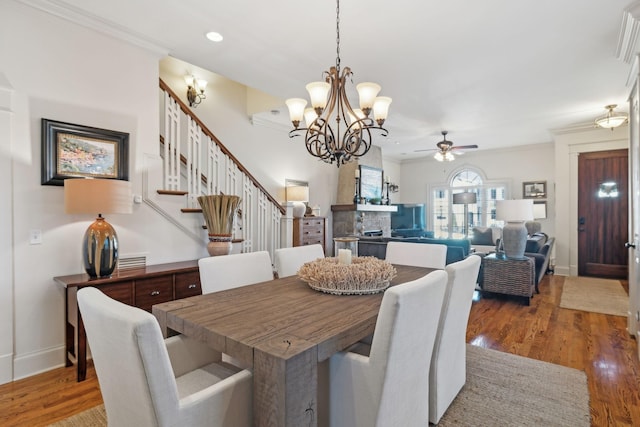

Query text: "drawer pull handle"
[151, 290, 160, 296]
[188, 284, 197, 289]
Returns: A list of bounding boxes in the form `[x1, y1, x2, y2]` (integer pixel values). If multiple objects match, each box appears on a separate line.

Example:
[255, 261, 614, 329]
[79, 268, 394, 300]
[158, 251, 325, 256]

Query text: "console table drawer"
[175, 271, 202, 299]
[55, 260, 202, 381]
[99, 281, 134, 305]
[135, 276, 173, 312]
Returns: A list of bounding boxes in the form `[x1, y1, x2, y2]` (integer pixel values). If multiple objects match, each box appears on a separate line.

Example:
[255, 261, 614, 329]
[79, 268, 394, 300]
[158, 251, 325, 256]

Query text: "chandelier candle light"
[286, 0, 391, 166]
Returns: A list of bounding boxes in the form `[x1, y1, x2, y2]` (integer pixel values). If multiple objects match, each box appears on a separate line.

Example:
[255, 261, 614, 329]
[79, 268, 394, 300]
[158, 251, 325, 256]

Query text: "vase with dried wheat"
[197, 195, 242, 256]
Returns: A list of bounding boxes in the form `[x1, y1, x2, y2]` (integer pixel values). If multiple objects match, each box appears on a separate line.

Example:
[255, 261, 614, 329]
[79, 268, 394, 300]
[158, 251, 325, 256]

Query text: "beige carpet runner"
[49, 345, 590, 426]
[560, 275, 628, 317]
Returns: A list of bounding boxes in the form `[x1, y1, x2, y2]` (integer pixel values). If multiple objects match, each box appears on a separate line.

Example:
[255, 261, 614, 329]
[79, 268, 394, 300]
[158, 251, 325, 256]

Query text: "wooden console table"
[54, 260, 201, 381]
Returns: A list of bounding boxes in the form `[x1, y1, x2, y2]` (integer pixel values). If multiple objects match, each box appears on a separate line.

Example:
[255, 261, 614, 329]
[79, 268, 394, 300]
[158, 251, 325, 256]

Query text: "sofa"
[357, 236, 471, 265]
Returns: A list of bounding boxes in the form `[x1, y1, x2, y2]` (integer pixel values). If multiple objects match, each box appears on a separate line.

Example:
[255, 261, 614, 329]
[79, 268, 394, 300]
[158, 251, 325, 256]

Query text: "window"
[430, 168, 507, 238]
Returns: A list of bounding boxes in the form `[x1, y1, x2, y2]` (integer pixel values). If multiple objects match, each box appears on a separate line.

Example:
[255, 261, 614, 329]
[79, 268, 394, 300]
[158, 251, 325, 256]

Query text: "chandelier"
[285, 0, 391, 167]
[594, 104, 628, 130]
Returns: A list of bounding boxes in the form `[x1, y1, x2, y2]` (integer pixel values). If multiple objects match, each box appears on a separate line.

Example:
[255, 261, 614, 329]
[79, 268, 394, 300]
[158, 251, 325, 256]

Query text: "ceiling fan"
[414, 131, 478, 161]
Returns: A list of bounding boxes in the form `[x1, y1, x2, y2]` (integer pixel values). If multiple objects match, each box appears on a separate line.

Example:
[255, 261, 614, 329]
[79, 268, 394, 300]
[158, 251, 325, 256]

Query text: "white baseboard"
[0, 352, 13, 385]
[554, 265, 571, 276]
[13, 345, 65, 381]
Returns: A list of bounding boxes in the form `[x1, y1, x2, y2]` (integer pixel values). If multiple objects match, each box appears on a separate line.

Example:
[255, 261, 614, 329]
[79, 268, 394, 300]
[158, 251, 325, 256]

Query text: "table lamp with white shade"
[286, 185, 309, 218]
[64, 178, 132, 278]
[496, 199, 534, 259]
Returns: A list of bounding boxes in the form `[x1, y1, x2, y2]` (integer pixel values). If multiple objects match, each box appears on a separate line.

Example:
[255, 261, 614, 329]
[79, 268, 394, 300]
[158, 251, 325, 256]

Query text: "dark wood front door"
[578, 149, 628, 278]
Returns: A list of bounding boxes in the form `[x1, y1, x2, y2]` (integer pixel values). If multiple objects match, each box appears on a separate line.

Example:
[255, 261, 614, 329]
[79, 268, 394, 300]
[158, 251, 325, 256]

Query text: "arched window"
[430, 168, 507, 238]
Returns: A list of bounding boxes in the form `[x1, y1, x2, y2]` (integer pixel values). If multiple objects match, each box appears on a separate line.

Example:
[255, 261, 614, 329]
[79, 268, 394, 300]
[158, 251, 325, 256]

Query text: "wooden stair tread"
[181, 208, 202, 213]
[157, 189, 189, 196]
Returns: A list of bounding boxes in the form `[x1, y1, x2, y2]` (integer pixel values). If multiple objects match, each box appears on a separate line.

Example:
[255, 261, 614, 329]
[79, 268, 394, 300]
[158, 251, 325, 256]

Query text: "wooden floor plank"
[0, 274, 638, 426]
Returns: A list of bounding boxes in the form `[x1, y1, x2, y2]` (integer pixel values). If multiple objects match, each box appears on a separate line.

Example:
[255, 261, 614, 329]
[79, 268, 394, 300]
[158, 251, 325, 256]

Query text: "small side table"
[481, 253, 535, 305]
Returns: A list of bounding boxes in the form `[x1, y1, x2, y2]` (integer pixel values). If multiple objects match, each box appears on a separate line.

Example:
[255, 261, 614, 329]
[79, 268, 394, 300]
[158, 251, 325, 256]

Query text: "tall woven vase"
[197, 195, 241, 257]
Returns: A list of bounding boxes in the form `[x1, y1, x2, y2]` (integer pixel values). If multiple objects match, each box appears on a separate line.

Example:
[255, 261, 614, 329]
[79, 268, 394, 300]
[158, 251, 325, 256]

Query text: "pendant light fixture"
[285, 0, 391, 167]
[594, 104, 628, 130]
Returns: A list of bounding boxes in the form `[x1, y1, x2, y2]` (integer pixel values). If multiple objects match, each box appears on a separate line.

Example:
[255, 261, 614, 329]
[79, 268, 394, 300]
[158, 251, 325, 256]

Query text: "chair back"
[273, 244, 324, 277]
[78, 287, 180, 426]
[198, 251, 273, 294]
[369, 270, 448, 426]
[429, 254, 482, 423]
[385, 241, 447, 269]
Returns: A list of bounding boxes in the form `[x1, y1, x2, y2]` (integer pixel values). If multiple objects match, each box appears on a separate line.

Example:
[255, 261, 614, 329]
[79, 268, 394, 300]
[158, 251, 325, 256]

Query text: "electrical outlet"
[30, 229, 42, 245]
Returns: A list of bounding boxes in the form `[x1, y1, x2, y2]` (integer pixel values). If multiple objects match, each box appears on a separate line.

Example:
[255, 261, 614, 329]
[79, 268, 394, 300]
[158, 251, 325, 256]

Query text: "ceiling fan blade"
[450, 144, 478, 150]
[414, 148, 438, 153]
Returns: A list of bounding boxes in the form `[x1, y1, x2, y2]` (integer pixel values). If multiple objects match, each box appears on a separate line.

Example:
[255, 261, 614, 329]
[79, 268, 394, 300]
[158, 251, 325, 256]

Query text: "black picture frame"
[41, 119, 129, 186]
[522, 181, 546, 199]
[359, 165, 383, 202]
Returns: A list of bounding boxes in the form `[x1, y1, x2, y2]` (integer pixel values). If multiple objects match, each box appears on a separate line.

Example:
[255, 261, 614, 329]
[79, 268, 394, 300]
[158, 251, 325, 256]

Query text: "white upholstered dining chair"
[198, 250, 274, 294]
[328, 270, 448, 427]
[273, 244, 324, 278]
[429, 254, 482, 424]
[77, 286, 253, 427]
[385, 241, 447, 269]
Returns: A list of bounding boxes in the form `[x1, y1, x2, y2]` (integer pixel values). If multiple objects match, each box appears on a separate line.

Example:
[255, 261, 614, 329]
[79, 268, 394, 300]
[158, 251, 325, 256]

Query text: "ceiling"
[22, 0, 639, 161]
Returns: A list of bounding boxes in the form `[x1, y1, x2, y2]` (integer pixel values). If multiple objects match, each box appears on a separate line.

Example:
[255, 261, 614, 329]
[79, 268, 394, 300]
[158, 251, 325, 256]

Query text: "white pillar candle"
[338, 249, 352, 265]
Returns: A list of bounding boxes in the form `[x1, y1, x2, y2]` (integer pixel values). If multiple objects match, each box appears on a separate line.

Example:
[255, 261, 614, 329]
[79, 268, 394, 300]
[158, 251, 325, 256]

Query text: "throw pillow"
[471, 227, 494, 245]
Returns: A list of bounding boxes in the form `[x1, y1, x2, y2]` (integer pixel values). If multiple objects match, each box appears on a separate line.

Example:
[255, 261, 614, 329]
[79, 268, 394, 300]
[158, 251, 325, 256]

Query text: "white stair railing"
[158, 79, 285, 256]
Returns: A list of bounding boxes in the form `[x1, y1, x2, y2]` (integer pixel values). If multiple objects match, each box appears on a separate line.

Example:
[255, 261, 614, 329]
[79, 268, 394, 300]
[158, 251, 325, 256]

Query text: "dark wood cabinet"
[293, 217, 326, 250]
[54, 260, 201, 381]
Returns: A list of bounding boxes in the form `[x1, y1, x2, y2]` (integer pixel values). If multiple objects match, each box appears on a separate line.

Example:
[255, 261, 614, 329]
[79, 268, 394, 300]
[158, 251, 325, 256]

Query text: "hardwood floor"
[0, 274, 639, 426]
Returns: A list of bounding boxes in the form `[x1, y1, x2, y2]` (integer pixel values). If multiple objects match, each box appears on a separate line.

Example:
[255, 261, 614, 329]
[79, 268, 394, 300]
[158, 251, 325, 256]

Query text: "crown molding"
[17, 0, 169, 56]
[617, 1, 640, 64]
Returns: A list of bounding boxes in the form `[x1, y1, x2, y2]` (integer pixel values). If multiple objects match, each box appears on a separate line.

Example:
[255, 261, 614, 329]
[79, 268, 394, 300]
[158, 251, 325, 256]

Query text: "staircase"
[142, 79, 285, 258]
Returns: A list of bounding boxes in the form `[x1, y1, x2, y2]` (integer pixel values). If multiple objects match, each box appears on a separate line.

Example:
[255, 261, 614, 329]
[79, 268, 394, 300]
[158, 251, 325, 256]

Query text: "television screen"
[391, 203, 425, 230]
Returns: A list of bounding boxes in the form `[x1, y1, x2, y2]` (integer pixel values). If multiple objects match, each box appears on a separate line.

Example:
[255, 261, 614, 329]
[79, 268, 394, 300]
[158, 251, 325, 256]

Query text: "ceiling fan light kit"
[415, 131, 478, 161]
[595, 104, 628, 130]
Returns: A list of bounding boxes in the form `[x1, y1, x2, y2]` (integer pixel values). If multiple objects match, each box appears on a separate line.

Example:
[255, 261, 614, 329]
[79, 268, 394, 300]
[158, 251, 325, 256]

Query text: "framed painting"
[41, 119, 129, 186]
[522, 181, 546, 199]
[533, 201, 547, 219]
[359, 165, 383, 202]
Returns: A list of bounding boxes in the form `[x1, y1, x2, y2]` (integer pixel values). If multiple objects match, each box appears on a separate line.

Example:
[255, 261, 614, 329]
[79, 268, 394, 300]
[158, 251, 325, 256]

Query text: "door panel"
[578, 149, 628, 278]
[629, 79, 640, 352]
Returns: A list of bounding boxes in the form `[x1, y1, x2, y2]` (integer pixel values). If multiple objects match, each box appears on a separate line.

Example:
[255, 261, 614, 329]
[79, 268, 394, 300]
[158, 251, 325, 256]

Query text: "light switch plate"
[30, 229, 42, 245]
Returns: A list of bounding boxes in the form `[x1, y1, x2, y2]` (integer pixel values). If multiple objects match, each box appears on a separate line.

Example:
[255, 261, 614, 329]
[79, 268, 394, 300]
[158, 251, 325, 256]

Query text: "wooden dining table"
[152, 264, 434, 427]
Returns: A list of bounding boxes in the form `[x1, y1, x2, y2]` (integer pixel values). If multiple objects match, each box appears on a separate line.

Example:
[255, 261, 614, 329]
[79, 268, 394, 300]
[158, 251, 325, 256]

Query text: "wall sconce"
[185, 75, 207, 107]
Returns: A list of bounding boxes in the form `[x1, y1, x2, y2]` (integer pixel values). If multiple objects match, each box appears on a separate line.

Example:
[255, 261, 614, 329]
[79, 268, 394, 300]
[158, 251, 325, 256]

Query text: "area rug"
[49, 345, 590, 427]
[438, 345, 590, 426]
[560, 275, 628, 316]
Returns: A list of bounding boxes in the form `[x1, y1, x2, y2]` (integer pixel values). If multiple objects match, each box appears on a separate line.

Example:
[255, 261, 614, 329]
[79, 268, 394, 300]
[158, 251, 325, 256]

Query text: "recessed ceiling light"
[205, 32, 223, 42]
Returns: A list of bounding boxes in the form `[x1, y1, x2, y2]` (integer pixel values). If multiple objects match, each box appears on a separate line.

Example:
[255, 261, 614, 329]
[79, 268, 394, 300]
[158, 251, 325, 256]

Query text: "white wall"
[0, 2, 340, 382]
[398, 143, 556, 237]
[554, 125, 628, 275]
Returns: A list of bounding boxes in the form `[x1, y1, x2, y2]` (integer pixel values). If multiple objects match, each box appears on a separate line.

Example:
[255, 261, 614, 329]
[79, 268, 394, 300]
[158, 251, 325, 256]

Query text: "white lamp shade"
[304, 108, 318, 128]
[65, 178, 132, 215]
[286, 98, 307, 123]
[305, 82, 331, 109]
[496, 199, 534, 222]
[286, 185, 309, 202]
[373, 96, 392, 122]
[356, 82, 381, 111]
[196, 79, 207, 91]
